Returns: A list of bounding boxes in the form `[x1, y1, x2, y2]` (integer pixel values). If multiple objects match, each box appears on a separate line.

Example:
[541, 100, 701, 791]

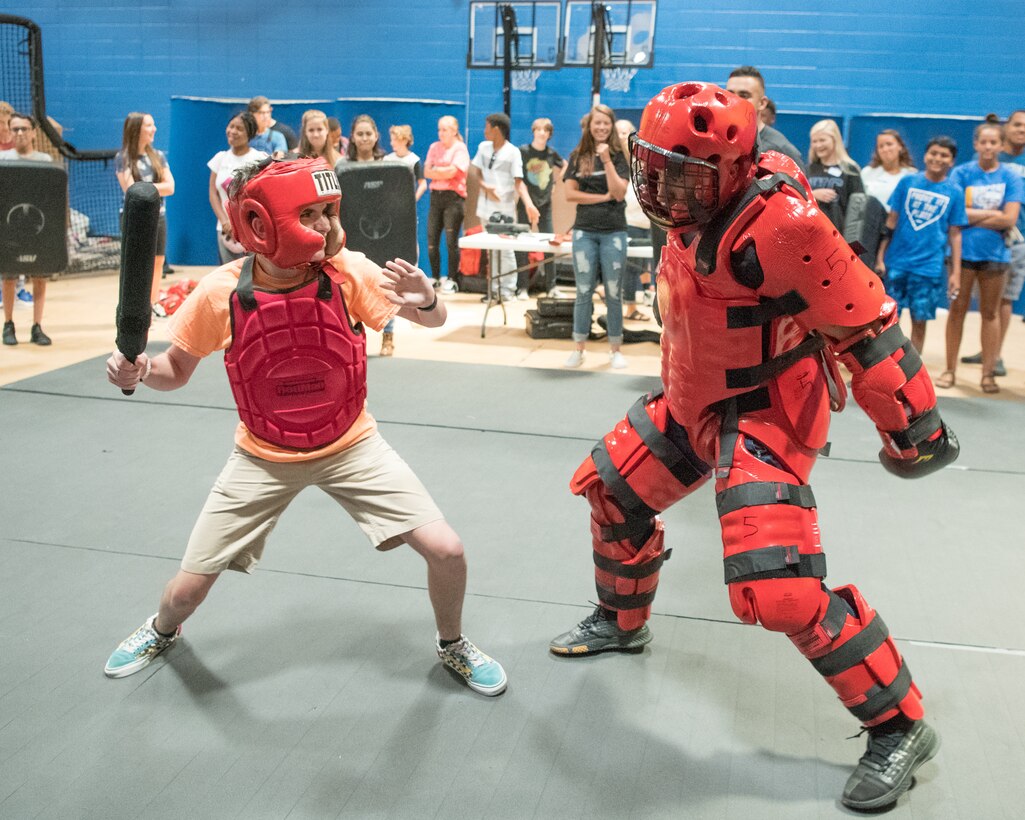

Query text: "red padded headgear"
[630, 82, 757, 231]
[227, 158, 342, 269]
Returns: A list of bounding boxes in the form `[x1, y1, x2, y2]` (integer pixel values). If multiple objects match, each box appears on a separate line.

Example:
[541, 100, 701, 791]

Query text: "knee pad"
[790, 584, 923, 725]
[717, 433, 827, 631]
[572, 391, 710, 631]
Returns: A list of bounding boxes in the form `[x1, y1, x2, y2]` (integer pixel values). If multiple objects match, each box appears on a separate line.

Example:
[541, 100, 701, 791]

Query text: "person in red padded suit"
[548, 83, 959, 811]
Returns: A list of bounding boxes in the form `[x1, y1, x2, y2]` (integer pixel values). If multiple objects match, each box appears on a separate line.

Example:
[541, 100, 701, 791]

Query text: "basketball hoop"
[602, 67, 637, 93]
[511, 68, 542, 92]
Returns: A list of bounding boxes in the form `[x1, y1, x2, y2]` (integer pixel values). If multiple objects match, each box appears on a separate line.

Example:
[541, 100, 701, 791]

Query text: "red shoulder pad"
[736, 193, 890, 330]
[757, 151, 815, 200]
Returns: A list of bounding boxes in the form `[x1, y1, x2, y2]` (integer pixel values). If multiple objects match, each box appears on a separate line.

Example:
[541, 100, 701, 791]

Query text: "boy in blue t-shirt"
[875, 136, 967, 353]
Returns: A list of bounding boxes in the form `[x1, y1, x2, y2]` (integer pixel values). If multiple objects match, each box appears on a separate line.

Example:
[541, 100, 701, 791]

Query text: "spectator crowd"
[3, 71, 1023, 394]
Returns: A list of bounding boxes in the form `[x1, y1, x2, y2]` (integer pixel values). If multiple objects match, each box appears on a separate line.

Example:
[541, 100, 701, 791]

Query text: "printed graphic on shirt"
[965, 183, 1006, 210]
[525, 157, 553, 191]
[904, 188, 951, 231]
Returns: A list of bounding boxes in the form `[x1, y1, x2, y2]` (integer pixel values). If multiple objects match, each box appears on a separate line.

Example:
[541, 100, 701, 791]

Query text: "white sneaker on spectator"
[516, 288, 529, 301]
[548, 286, 565, 299]
[610, 351, 628, 369]
[440, 278, 457, 294]
[564, 349, 585, 368]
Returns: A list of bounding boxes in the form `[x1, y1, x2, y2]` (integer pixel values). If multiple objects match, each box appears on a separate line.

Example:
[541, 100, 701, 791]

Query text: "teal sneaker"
[436, 635, 507, 696]
[104, 615, 180, 678]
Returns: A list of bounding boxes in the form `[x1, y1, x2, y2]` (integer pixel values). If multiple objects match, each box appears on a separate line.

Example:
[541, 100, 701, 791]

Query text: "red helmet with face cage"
[630, 82, 758, 231]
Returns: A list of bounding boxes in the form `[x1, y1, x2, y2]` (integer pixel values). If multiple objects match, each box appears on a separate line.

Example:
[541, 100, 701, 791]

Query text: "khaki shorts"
[181, 432, 443, 575]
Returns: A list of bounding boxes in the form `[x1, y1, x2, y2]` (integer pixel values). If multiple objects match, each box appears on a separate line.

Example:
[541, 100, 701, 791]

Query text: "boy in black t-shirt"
[516, 118, 565, 296]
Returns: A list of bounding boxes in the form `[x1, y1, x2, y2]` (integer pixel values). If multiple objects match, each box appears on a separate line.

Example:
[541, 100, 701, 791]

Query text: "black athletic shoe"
[30, 323, 51, 346]
[842, 720, 940, 811]
[549, 605, 652, 656]
[2, 321, 16, 346]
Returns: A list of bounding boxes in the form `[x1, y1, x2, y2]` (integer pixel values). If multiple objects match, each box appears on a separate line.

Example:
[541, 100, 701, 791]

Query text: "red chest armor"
[659, 157, 833, 444]
[224, 256, 367, 450]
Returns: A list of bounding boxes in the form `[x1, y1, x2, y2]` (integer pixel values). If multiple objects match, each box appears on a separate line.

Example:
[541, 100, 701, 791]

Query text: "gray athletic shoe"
[549, 606, 652, 656]
[960, 352, 1006, 376]
[842, 720, 940, 811]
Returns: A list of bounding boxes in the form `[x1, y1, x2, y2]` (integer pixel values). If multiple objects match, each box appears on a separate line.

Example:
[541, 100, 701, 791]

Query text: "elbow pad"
[833, 312, 943, 460]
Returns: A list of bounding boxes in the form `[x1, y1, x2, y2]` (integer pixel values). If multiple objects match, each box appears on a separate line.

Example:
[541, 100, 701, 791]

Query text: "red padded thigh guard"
[572, 393, 711, 630]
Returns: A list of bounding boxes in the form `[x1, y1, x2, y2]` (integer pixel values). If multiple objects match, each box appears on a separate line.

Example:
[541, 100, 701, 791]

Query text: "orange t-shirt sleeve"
[328, 249, 400, 332]
[168, 261, 243, 357]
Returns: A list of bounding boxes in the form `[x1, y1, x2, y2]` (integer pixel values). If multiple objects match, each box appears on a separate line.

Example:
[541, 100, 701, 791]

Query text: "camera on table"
[484, 212, 530, 234]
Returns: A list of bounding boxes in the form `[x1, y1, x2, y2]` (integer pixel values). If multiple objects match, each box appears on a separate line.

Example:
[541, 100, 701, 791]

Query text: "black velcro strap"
[695, 172, 807, 276]
[847, 324, 905, 369]
[599, 516, 655, 543]
[726, 290, 809, 328]
[733, 386, 772, 414]
[235, 255, 258, 311]
[591, 441, 657, 519]
[725, 334, 826, 389]
[723, 546, 827, 584]
[627, 398, 706, 488]
[596, 584, 658, 611]
[896, 342, 923, 381]
[809, 613, 889, 677]
[316, 268, 334, 301]
[716, 398, 740, 477]
[820, 588, 852, 641]
[715, 481, 817, 517]
[888, 406, 942, 452]
[593, 549, 669, 580]
[849, 662, 913, 723]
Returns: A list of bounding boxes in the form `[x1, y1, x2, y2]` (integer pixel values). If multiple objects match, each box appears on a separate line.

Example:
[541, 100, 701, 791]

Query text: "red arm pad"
[831, 308, 941, 459]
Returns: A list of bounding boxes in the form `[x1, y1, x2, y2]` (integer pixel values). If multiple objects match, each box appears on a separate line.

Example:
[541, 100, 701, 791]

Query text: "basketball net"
[602, 67, 638, 93]
[511, 69, 542, 93]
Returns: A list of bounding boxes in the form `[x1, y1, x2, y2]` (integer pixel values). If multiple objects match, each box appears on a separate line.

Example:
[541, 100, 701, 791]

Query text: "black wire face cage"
[629, 133, 720, 229]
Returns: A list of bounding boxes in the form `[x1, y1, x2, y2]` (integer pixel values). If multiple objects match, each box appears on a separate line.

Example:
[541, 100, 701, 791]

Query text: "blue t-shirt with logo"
[998, 150, 1025, 234]
[886, 173, 967, 279]
[950, 161, 1024, 263]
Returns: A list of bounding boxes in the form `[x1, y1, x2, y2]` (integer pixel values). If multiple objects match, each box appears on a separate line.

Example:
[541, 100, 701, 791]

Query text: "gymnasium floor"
[1, 268, 1023, 819]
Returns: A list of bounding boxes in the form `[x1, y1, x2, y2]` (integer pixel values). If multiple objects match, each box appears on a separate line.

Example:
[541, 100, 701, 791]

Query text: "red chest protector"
[659, 154, 837, 444]
[224, 256, 367, 451]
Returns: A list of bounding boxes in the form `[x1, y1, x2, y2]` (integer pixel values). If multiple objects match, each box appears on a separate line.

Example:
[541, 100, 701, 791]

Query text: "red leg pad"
[583, 481, 667, 631]
[790, 584, 924, 724]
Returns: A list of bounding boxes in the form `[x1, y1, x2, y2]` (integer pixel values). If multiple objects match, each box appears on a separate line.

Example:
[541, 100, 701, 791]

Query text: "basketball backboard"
[467, 1, 562, 69]
[563, 1, 657, 67]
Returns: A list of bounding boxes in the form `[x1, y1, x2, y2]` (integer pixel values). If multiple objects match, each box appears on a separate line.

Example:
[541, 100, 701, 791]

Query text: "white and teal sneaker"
[436, 635, 507, 696]
[104, 615, 180, 678]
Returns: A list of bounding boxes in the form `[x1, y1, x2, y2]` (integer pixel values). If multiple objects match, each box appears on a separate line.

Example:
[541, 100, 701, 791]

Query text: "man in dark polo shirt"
[726, 66, 805, 172]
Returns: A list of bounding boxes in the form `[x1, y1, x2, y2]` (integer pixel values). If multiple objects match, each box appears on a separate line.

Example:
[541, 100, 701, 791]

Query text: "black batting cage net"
[2, 14, 122, 274]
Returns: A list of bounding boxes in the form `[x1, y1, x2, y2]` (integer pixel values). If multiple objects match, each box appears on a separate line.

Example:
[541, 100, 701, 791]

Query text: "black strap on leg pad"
[715, 481, 817, 517]
[819, 586, 853, 642]
[808, 613, 888, 677]
[593, 548, 671, 580]
[716, 398, 740, 479]
[849, 662, 913, 723]
[723, 545, 827, 584]
[591, 441, 657, 520]
[595, 583, 658, 611]
[626, 396, 708, 488]
[599, 516, 655, 544]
